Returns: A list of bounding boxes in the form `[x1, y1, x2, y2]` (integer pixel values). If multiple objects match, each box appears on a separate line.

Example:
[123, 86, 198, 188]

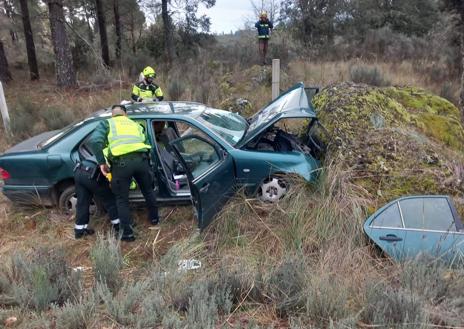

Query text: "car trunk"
[2, 130, 59, 154]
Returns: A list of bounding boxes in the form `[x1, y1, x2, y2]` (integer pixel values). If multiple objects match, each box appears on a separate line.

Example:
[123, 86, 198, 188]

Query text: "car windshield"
[196, 109, 248, 146]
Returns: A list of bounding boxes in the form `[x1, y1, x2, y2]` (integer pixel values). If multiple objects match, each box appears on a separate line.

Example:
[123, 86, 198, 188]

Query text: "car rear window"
[399, 198, 457, 231]
[371, 202, 403, 228]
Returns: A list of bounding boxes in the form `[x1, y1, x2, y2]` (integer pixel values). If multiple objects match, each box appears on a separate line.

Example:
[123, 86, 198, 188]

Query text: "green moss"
[416, 113, 464, 149]
[313, 82, 464, 205]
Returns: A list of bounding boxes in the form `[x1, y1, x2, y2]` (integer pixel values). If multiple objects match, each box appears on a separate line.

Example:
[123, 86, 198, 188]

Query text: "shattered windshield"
[196, 109, 248, 146]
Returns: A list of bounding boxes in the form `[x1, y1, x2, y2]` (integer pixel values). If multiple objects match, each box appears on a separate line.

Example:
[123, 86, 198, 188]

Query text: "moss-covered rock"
[313, 82, 464, 208]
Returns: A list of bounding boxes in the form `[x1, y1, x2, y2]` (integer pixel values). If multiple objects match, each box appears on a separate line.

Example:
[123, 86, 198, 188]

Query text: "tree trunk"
[113, 0, 122, 60]
[162, 0, 175, 63]
[0, 41, 12, 83]
[19, 0, 39, 80]
[3, 0, 18, 43]
[95, 0, 110, 66]
[46, 0, 77, 88]
[460, 30, 464, 124]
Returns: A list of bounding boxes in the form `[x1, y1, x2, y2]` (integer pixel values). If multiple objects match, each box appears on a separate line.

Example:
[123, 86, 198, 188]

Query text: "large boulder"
[313, 83, 464, 209]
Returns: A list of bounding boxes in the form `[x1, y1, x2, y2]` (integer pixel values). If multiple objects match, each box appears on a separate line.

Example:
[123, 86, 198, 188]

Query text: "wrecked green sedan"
[0, 83, 324, 229]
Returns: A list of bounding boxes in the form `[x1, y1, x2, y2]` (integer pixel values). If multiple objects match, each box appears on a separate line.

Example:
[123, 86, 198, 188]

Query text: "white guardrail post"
[0, 81, 11, 136]
[272, 59, 280, 101]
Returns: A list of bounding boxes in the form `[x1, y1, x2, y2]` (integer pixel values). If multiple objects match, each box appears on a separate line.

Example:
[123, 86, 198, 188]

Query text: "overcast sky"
[199, 0, 256, 34]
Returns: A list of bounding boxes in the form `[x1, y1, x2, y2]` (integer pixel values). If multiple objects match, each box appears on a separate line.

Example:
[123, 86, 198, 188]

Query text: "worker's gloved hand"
[100, 164, 110, 175]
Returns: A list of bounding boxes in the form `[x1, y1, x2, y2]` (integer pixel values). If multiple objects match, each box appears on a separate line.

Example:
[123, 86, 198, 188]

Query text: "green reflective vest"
[107, 116, 151, 156]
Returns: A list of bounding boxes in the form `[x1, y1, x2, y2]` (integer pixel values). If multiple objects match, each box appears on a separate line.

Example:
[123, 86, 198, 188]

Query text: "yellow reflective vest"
[132, 82, 163, 101]
[107, 116, 151, 156]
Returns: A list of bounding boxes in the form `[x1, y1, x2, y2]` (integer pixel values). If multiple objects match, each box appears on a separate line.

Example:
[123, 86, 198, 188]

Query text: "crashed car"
[364, 195, 464, 262]
[0, 83, 325, 228]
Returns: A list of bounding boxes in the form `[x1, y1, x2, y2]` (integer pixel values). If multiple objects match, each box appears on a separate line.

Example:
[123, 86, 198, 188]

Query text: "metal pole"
[0, 82, 11, 136]
[272, 58, 280, 100]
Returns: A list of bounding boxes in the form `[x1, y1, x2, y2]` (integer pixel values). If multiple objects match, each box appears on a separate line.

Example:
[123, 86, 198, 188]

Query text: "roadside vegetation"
[1, 0, 464, 327]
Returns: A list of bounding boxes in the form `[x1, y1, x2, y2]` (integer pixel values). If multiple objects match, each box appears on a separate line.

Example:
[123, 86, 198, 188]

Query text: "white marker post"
[272, 59, 280, 101]
[0, 82, 11, 136]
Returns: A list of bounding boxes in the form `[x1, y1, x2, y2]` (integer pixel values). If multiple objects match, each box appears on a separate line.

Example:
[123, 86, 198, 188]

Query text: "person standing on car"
[255, 11, 273, 65]
[73, 158, 120, 239]
[90, 105, 159, 242]
[131, 66, 164, 102]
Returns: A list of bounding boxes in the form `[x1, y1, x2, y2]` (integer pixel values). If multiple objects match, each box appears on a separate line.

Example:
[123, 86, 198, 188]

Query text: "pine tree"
[19, 0, 39, 80]
[46, 0, 77, 87]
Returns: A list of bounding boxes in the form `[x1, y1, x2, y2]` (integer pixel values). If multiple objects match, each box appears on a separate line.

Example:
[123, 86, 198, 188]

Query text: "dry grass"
[1, 59, 463, 327]
[288, 60, 460, 105]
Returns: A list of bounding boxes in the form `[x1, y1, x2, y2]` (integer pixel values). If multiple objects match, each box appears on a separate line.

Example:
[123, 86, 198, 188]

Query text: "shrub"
[439, 81, 458, 105]
[362, 283, 427, 327]
[97, 280, 149, 326]
[267, 257, 307, 316]
[10, 99, 76, 143]
[5, 248, 81, 312]
[186, 280, 219, 329]
[167, 79, 186, 101]
[90, 233, 123, 293]
[53, 293, 97, 329]
[350, 65, 391, 87]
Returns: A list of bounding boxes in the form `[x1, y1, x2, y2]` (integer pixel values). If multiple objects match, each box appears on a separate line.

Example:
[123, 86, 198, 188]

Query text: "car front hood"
[2, 130, 59, 155]
[237, 82, 317, 148]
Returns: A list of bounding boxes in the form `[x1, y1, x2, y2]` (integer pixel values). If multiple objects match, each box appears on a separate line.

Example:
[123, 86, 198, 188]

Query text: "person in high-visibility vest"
[131, 66, 164, 102]
[90, 104, 159, 242]
[255, 11, 273, 65]
[73, 158, 120, 239]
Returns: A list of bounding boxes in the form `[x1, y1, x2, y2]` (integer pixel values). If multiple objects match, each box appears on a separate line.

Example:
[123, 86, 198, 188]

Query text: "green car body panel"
[0, 83, 322, 227]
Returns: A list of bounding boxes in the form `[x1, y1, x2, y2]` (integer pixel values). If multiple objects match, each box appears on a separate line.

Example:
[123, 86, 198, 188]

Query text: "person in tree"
[255, 11, 273, 65]
[131, 66, 164, 102]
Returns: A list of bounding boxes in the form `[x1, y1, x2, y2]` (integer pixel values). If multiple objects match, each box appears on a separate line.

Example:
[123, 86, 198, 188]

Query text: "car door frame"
[364, 195, 464, 261]
[169, 134, 235, 230]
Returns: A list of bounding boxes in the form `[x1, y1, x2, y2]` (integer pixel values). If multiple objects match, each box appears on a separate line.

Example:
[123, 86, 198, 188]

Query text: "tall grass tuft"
[1, 248, 81, 312]
[90, 233, 123, 294]
[53, 293, 97, 329]
[350, 64, 391, 87]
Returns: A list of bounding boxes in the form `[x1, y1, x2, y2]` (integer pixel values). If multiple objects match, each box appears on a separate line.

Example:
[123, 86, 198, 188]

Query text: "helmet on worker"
[142, 66, 156, 83]
[260, 11, 268, 19]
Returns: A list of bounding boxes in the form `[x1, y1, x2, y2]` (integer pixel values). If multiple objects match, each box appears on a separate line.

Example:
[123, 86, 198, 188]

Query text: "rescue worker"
[73, 158, 120, 239]
[255, 11, 273, 65]
[90, 105, 159, 242]
[132, 66, 164, 102]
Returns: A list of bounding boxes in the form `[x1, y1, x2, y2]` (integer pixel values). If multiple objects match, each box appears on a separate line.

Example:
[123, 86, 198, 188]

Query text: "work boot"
[150, 217, 160, 226]
[75, 228, 95, 239]
[120, 228, 135, 242]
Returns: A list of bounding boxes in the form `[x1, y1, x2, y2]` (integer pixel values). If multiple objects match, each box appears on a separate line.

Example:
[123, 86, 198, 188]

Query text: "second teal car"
[0, 83, 324, 228]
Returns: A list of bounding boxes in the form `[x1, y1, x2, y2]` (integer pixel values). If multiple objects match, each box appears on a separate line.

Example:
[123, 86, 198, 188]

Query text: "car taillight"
[0, 167, 10, 180]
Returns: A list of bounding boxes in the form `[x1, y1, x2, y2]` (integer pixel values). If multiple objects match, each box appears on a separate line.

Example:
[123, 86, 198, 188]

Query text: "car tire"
[257, 176, 288, 203]
[58, 185, 104, 217]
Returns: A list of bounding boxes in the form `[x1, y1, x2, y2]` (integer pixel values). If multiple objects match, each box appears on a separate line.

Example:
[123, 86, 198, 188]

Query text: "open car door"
[169, 135, 235, 229]
[364, 196, 464, 262]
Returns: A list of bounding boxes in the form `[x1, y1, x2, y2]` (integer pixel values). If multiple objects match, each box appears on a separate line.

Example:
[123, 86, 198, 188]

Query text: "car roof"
[87, 101, 209, 121]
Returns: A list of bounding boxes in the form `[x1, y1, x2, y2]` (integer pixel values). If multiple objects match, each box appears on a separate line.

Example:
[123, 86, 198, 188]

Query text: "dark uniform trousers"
[111, 152, 158, 234]
[74, 166, 119, 227]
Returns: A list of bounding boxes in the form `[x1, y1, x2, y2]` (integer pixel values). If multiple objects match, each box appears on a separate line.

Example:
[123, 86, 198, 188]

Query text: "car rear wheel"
[58, 185, 103, 217]
[257, 176, 288, 203]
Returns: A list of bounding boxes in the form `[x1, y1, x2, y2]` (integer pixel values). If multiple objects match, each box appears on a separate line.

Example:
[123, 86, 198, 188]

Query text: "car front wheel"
[58, 185, 103, 217]
[257, 176, 288, 203]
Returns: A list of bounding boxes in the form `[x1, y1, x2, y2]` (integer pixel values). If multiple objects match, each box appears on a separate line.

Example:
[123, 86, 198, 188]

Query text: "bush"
[2, 248, 81, 312]
[350, 65, 391, 86]
[186, 280, 219, 329]
[53, 293, 97, 329]
[97, 280, 152, 326]
[90, 233, 123, 293]
[10, 99, 76, 143]
[362, 283, 427, 327]
[267, 257, 307, 316]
